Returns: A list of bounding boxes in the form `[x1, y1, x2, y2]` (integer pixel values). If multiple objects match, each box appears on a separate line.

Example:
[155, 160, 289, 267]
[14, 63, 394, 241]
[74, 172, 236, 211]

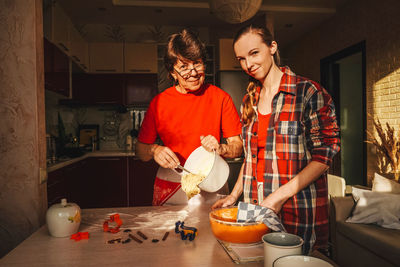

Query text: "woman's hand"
[259, 191, 287, 214]
[211, 195, 237, 210]
[200, 135, 220, 152]
[152, 145, 180, 169]
[260, 161, 329, 213]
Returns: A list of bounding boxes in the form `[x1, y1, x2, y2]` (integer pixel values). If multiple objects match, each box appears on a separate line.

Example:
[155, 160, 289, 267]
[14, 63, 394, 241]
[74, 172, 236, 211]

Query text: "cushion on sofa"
[372, 173, 400, 194]
[346, 187, 400, 229]
[336, 221, 400, 266]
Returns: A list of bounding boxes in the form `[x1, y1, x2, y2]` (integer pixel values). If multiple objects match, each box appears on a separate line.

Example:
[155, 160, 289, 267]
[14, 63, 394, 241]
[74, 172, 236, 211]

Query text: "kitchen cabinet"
[67, 159, 89, 207]
[89, 42, 124, 73]
[70, 26, 89, 72]
[44, 38, 70, 97]
[129, 158, 158, 206]
[72, 73, 125, 105]
[47, 167, 69, 207]
[205, 45, 216, 85]
[47, 156, 157, 209]
[219, 39, 241, 71]
[124, 43, 158, 73]
[125, 73, 158, 105]
[47, 159, 87, 207]
[72, 73, 157, 106]
[80, 157, 128, 208]
[43, 2, 89, 71]
[43, 2, 72, 54]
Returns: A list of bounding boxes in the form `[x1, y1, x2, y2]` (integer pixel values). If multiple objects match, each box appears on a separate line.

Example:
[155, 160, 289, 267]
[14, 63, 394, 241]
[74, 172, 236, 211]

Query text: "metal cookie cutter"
[175, 221, 198, 241]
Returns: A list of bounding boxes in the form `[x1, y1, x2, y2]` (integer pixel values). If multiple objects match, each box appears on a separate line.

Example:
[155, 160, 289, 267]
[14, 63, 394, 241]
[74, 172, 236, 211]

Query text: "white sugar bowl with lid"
[46, 198, 81, 237]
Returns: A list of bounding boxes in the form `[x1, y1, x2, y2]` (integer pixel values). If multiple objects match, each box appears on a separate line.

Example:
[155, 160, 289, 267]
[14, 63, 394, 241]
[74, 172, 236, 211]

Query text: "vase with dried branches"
[366, 115, 400, 182]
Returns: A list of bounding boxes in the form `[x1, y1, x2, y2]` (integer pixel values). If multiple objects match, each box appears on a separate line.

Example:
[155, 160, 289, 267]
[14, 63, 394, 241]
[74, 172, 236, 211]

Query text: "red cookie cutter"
[70, 232, 89, 241]
[103, 214, 122, 233]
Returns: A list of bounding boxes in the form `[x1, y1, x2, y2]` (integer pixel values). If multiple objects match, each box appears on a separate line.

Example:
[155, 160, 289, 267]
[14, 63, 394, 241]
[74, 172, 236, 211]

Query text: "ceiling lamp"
[209, 0, 262, 24]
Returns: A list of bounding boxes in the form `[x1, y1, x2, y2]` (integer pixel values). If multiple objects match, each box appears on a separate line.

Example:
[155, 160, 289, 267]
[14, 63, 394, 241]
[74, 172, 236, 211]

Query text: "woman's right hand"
[211, 195, 237, 210]
[152, 145, 180, 169]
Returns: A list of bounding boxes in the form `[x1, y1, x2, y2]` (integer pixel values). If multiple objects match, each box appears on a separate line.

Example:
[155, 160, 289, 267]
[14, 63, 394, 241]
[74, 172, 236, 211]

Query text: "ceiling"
[57, 0, 349, 47]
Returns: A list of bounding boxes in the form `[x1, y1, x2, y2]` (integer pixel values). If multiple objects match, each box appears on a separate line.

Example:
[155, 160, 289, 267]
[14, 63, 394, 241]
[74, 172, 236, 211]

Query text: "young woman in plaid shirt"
[212, 25, 340, 254]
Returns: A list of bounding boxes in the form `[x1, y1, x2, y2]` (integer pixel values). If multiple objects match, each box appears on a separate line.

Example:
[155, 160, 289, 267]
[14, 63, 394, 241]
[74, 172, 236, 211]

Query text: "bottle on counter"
[126, 135, 133, 151]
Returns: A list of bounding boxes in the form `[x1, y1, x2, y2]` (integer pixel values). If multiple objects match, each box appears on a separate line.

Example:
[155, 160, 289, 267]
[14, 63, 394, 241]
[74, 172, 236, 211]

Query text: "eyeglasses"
[174, 63, 205, 79]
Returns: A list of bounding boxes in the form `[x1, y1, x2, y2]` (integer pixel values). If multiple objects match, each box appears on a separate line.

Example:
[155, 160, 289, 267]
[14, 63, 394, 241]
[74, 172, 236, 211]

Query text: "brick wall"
[282, 0, 400, 184]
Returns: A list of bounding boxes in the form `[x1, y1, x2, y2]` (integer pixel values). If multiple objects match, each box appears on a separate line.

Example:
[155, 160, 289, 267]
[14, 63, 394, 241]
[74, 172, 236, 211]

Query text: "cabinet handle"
[95, 69, 117, 72]
[58, 43, 69, 52]
[72, 56, 81, 62]
[234, 66, 241, 69]
[97, 158, 121, 161]
[129, 69, 151, 72]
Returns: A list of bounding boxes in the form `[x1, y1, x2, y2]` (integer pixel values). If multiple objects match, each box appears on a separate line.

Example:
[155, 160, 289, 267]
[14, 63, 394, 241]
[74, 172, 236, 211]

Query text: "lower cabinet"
[129, 158, 158, 206]
[80, 157, 128, 208]
[47, 166, 69, 207]
[47, 156, 158, 209]
[47, 159, 88, 207]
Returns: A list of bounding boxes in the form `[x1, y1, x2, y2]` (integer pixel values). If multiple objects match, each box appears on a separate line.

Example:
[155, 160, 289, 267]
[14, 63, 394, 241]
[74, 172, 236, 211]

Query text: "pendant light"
[209, 0, 263, 24]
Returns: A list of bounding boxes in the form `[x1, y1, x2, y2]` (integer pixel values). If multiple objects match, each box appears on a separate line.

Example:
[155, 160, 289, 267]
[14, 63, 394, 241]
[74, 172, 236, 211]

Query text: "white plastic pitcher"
[183, 146, 229, 192]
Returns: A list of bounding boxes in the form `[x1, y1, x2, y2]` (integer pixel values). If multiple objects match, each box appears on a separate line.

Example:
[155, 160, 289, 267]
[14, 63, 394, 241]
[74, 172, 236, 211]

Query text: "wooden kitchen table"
[0, 204, 264, 267]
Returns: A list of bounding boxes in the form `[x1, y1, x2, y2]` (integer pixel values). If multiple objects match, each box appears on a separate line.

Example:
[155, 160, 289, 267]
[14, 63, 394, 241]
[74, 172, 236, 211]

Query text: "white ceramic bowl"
[273, 255, 334, 267]
[262, 233, 304, 267]
[184, 146, 229, 192]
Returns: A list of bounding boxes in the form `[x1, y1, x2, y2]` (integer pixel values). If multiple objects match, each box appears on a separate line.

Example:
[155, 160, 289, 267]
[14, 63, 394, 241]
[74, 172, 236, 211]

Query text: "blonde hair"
[234, 25, 280, 125]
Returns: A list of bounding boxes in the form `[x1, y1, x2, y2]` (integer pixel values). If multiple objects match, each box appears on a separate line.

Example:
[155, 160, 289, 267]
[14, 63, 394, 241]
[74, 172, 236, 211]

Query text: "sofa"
[330, 196, 400, 267]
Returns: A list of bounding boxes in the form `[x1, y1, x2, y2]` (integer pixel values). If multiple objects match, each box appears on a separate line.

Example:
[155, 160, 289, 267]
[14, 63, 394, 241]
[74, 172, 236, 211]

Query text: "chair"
[327, 174, 346, 259]
[327, 174, 346, 198]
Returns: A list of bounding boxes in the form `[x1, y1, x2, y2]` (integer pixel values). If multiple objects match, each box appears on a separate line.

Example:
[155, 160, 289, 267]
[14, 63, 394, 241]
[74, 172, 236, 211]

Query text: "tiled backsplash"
[45, 90, 145, 151]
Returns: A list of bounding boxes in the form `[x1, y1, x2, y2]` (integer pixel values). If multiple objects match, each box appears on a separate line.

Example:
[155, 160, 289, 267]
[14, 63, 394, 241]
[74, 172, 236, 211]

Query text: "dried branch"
[367, 114, 400, 182]
[104, 24, 125, 42]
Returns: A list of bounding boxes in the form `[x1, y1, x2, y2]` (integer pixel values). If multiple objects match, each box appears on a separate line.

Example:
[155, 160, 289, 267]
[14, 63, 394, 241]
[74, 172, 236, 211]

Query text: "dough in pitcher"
[181, 173, 206, 199]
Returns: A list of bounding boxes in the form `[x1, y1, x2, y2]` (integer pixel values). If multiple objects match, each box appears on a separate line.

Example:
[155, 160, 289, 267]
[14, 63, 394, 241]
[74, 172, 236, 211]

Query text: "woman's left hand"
[200, 135, 219, 152]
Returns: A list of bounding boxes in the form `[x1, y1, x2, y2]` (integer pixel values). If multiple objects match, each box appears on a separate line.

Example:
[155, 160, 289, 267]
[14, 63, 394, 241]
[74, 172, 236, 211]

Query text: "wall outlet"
[40, 168, 48, 184]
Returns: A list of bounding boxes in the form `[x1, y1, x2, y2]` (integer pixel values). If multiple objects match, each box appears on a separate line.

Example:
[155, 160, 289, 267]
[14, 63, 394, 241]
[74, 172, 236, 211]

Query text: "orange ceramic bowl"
[209, 207, 270, 244]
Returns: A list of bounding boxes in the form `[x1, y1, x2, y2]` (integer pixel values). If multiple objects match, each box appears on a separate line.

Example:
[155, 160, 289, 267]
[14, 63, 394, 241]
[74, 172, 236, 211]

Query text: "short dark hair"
[164, 29, 207, 80]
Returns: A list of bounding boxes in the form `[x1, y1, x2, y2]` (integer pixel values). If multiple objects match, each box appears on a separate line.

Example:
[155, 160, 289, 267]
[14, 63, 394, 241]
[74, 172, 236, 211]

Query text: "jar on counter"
[46, 198, 81, 237]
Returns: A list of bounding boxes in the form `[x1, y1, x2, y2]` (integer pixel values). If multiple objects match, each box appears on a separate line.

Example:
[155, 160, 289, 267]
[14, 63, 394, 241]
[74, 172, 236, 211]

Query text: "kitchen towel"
[237, 201, 286, 232]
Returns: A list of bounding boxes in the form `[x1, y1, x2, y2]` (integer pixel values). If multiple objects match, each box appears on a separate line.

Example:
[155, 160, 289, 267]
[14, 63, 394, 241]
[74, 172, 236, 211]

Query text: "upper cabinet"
[70, 27, 89, 72]
[205, 45, 216, 85]
[125, 73, 158, 105]
[44, 38, 70, 97]
[89, 42, 124, 73]
[89, 43, 158, 74]
[44, 2, 88, 72]
[44, 2, 72, 54]
[125, 43, 158, 73]
[72, 73, 125, 105]
[219, 39, 241, 71]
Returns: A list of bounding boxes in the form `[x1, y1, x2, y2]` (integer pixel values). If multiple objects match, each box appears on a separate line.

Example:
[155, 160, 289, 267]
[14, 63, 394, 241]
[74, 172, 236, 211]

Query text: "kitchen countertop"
[47, 151, 244, 173]
[0, 204, 262, 267]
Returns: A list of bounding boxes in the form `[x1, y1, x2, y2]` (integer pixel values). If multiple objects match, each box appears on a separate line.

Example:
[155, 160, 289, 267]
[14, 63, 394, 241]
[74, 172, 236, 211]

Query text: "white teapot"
[46, 198, 81, 237]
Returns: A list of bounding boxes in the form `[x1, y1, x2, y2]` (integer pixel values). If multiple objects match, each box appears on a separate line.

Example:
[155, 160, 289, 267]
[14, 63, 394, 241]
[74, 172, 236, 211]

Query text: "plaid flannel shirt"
[241, 67, 340, 253]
